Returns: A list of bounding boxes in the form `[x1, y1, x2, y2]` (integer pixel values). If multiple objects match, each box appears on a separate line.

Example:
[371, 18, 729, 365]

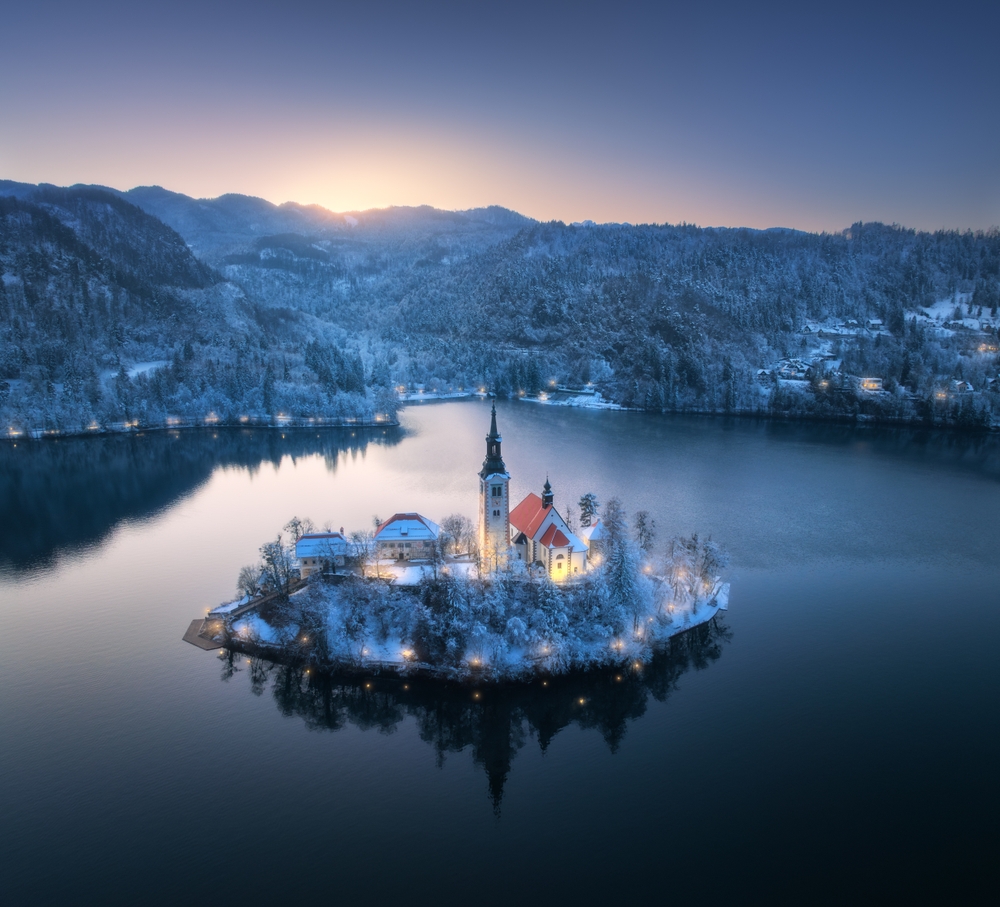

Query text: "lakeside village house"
[295, 405, 601, 581]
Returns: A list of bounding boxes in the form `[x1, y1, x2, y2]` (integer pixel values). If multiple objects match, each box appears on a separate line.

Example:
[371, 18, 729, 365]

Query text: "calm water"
[2, 402, 999, 904]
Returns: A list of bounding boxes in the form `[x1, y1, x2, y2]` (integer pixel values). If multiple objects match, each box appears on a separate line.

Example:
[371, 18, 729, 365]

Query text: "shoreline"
[3, 413, 399, 442]
[191, 583, 730, 685]
[8, 391, 996, 441]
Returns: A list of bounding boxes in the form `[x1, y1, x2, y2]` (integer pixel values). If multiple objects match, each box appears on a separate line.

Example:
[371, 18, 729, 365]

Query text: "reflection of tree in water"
[220, 617, 731, 812]
[0, 426, 400, 570]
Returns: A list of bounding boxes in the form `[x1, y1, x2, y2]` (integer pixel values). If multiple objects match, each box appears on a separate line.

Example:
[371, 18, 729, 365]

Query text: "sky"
[1, 0, 997, 231]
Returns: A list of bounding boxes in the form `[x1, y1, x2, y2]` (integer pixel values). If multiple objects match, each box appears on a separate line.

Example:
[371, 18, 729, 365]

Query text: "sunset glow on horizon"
[2, 0, 997, 232]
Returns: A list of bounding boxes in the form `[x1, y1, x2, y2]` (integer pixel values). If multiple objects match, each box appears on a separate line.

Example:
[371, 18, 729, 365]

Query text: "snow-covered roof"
[579, 520, 604, 543]
[296, 532, 349, 558]
[374, 513, 441, 542]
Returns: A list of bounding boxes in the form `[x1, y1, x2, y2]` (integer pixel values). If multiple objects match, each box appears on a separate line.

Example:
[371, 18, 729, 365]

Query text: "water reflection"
[0, 427, 400, 571]
[220, 617, 731, 812]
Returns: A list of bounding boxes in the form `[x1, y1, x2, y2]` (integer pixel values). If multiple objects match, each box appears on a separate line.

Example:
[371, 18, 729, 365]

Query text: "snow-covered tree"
[579, 492, 600, 527]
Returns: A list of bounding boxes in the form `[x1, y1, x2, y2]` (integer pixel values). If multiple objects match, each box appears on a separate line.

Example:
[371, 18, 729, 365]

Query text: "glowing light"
[204, 412, 219, 424]
[578, 698, 585, 705]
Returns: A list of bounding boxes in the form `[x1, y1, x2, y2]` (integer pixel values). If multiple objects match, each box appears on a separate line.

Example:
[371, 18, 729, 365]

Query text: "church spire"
[479, 402, 508, 479]
[489, 401, 500, 441]
[542, 476, 553, 508]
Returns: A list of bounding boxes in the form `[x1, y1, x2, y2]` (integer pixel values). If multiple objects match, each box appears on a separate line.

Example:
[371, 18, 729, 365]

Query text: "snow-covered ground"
[207, 594, 251, 617]
[916, 293, 998, 331]
[399, 391, 477, 403]
[212, 571, 730, 683]
[385, 561, 478, 585]
[520, 390, 624, 410]
[127, 360, 169, 378]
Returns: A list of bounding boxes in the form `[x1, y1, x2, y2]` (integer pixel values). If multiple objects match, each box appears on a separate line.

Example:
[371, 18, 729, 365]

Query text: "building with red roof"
[509, 478, 588, 580]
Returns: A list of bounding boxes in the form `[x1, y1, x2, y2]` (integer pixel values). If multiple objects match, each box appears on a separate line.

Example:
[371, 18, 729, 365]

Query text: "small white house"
[578, 520, 606, 560]
[296, 531, 350, 577]
[374, 513, 441, 560]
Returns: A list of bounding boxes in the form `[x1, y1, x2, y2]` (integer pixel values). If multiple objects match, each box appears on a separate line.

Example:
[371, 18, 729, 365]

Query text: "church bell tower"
[478, 402, 510, 567]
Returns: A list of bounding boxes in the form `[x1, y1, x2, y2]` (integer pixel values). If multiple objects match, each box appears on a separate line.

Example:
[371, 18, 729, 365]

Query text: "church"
[477, 404, 589, 580]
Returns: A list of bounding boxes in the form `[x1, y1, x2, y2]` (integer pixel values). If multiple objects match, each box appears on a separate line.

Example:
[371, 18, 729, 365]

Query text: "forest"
[2, 180, 998, 433]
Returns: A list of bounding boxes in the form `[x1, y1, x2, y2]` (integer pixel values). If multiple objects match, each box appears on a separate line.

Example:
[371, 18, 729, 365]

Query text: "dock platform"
[182, 618, 224, 650]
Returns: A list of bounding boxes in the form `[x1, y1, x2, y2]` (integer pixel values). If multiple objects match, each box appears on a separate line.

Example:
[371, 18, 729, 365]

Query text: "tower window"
[492, 486, 501, 497]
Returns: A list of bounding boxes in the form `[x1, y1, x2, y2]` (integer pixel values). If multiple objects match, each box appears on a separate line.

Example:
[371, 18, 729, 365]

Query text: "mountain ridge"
[3, 178, 999, 433]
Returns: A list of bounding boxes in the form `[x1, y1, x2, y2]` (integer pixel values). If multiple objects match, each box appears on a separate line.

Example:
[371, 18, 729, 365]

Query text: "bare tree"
[350, 529, 376, 578]
[260, 535, 296, 598]
[284, 516, 315, 543]
[236, 564, 261, 599]
[440, 513, 474, 555]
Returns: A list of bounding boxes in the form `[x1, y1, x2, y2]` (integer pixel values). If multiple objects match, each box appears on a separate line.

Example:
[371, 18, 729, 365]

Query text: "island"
[186, 405, 729, 681]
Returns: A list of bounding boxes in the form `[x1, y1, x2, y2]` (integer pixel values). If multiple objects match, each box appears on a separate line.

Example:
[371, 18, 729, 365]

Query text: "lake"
[2, 401, 998, 904]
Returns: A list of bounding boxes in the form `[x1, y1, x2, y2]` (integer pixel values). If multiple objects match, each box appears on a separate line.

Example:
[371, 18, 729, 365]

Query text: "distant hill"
[3, 178, 999, 432]
[0, 185, 394, 433]
[116, 186, 534, 261]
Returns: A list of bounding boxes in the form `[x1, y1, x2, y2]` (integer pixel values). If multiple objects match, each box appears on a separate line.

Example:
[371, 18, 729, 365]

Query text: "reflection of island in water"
[0, 427, 400, 571]
[221, 617, 731, 811]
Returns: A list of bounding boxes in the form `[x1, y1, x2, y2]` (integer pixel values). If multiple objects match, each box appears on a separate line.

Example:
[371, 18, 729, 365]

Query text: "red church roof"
[539, 523, 571, 549]
[509, 493, 551, 537]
